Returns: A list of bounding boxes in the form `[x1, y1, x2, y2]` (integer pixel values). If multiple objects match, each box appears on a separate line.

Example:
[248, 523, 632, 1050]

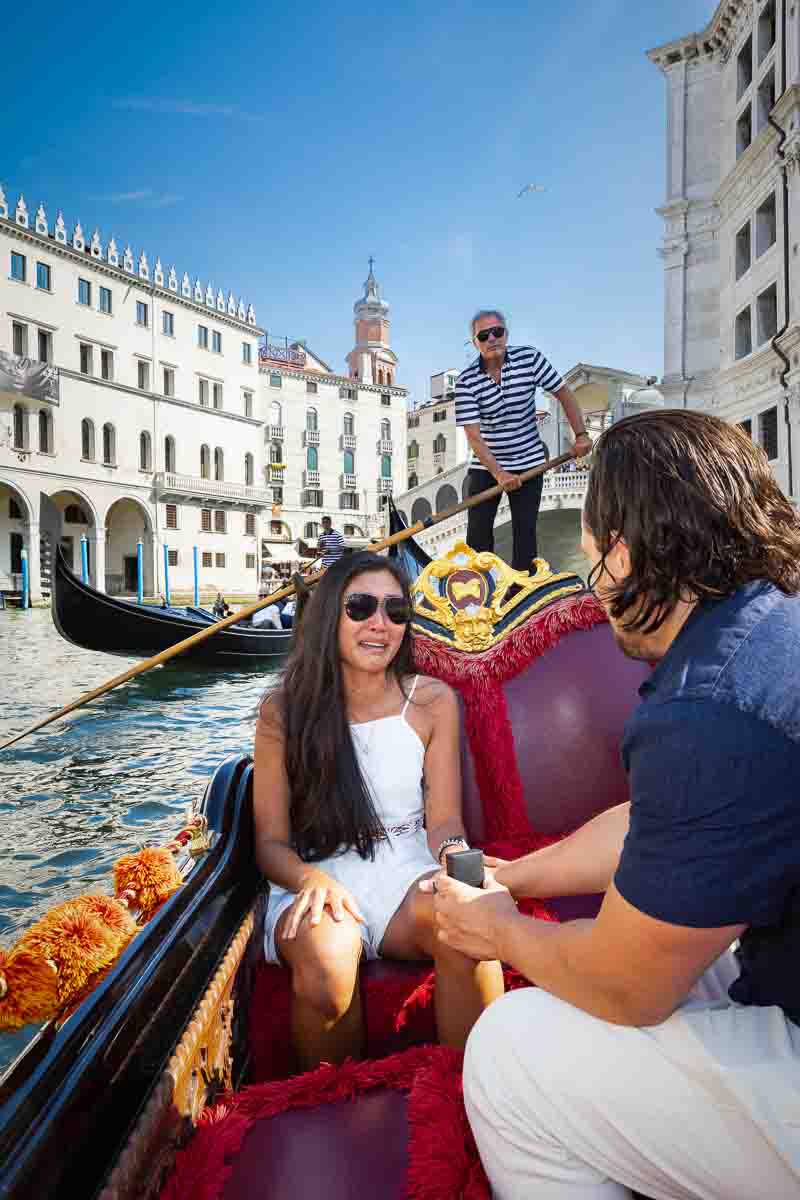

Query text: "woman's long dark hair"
[584, 409, 800, 633]
[263, 552, 414, 862]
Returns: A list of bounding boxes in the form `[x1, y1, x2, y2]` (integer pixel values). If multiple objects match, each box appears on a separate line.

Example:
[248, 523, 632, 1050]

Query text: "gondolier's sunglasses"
[475, 326, 506, 342]
[344, 593, 411, 625]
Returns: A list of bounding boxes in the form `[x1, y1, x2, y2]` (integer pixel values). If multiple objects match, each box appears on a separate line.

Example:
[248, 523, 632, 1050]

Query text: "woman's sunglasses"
[475, 326, 506, 343]
[344, 593, 411, 625]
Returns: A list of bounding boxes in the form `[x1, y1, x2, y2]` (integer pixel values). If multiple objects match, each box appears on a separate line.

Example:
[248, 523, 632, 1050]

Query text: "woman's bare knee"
[280, 915, 362, 1021]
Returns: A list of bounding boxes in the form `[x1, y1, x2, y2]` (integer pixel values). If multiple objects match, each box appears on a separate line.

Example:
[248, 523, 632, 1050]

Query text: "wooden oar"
[0, 450, 576, 751]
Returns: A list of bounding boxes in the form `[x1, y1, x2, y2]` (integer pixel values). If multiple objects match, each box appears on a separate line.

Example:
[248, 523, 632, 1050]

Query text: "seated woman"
[254, 551, 504, 1072]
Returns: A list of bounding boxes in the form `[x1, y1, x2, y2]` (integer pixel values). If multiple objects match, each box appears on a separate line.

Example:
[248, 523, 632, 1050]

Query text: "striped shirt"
[318, 528, 345, 567]
[455, 345, 564, 472]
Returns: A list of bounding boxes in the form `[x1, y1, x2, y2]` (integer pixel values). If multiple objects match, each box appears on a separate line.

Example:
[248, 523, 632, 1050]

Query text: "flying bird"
[517, 183, 546, 197]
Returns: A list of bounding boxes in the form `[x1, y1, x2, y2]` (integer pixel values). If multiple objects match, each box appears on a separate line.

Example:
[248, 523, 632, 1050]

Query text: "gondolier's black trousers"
[466, 469, 545, 573]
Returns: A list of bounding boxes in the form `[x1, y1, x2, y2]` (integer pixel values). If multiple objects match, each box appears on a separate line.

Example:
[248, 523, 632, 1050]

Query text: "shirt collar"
[478, 349, 510, 374]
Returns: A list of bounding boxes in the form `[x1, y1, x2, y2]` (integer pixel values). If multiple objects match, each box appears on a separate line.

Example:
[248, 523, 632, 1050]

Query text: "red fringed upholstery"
[407, 1048, 489, 1200]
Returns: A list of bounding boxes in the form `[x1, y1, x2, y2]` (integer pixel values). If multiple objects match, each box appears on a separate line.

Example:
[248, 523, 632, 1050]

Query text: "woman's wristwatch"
[436, 836, 469, 865]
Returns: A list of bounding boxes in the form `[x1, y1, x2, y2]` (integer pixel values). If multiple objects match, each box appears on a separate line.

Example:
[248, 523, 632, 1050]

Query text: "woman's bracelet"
[436, 836, 469, 865]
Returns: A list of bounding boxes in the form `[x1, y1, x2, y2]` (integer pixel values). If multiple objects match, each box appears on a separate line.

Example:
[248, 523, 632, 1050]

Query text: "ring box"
[445, 848, 485, 888]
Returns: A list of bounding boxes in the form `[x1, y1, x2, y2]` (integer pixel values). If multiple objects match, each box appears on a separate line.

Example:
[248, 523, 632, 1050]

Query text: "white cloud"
[102, 189, 182, 208]
[112, 97, 257, 120]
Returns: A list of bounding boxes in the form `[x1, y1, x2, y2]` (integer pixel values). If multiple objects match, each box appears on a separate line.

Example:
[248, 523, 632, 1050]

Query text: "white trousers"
[463, 952, 800, 1200]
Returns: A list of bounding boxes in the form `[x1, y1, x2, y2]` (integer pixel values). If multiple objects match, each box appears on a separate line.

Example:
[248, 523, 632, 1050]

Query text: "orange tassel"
[113, 847, 183, 921]
[0, 948, 59, 1030]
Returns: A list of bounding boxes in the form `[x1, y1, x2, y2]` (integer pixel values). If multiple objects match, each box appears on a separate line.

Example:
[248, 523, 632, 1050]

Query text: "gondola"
[0, 540, 653, 1200]
[51, 546, 292, 665]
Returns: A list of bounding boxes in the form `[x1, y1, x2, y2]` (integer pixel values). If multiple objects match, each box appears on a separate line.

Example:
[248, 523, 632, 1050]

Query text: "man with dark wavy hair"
[424, 410, 800, 1199]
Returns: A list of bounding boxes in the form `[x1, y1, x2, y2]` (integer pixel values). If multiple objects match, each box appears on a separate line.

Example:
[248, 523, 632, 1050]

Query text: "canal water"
[0, 512, 584, 1071]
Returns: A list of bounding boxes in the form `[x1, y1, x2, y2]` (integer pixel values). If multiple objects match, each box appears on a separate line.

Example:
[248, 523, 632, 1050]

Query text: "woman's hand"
[283, 869, 366, 939]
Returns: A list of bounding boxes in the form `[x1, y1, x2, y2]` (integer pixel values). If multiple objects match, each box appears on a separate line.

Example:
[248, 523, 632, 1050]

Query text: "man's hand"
[419, 871, 519, 960]
[571, 433, 593, 459]
[496, 469, 522, 492]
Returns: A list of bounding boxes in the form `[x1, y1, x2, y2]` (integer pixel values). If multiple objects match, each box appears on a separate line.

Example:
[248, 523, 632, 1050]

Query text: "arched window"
[64, 504, 90, 524]
[408, 473, 418, 490]
[381, 418, 391, 441]
[436, 483, 459, 513]
[408, 439, 419, 460]
[343, 412, 355, 437]
[306, 408, 318, 432]
[200, 444, 210, 479]
[81, 418, 95, 461]
[381, 453, 392, 479]
[343, 449, 355, 475]
[214, 447, 224, 481]
[245, 453, 254, 486]
[164, 435, 176, 474]
[433, 433, 447, 454]
[270, 441, 282, 465]
[139, 431, 152, 471]
[38, 409, 52, 453]
[306, 446, 318, 471]
[12, 404, 27, 450]
[411, 497, 432, 524]
[270, 400, 282, 428]
[304, 521, 319, 539]
[377, 369, 384, 385]
[102, 422, 116, 466]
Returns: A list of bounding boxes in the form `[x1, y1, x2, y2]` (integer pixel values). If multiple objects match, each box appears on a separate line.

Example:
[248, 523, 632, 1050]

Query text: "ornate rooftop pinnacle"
[354, 256, 389, 317]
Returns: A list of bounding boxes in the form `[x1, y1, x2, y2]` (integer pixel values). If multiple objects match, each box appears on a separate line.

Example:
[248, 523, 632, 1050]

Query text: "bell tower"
[346, 259, 398, 387]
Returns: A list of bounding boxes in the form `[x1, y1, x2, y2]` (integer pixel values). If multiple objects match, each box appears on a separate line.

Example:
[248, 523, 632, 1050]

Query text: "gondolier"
[317, 515, 345, 568]
[455, 311, 592, 571]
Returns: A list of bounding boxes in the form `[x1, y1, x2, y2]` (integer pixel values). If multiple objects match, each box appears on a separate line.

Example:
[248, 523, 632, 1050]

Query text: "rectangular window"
[137, 359, 150, 390]
[272, 486, 283, 504]
[270, 372, 282, 388]
[12, 321, 27, 357]
[162, 310, 174, 336]
[80, 342, 93, 375]
[78, 278, 91, 306]
[246, 553, 256, 570]
[201, 508, 212, 532]
[757, 0, 776, 66]
[165, 504, 178, 530]
[245, 512, 256, 536]
[163, 367, 175, 396]
[101, 349, 114, 381]
[36, 261, 51, 290]
[37, 329, 51, 363]
[202, 550, 213, 568]
[739, 418, 753, 438]
[756, 65, 776, 134]
[215, 552, 226, 569]
[735, 220, 751, 280]
[755, 192, 777, 257]
[381, 393, 391, 406]
[737, 104, 753, 159]
[737, 34, 753, 99]
[243, 390, 253, 417]
[433, 409, 447, 422]
[168, 549, 179, 567]
[735, 305, 753, 359]
[242, 341, 252, 364]
[199, 378, 209, 406]
[212, 383, 223, 410]
[214, 510, 227, 533]
[340, 492, 360, 510]
[339, 386, 355, 400]
[306, 380, 318, 394]
[10, 251, 26, 282]
[136, 300, 149, 327]
[212, 330, 222, 354]
[756, 282, 778, 345]
[198, 324, 209, 349]
[759, 406, 779, 460]
[99, 286, 112, 314]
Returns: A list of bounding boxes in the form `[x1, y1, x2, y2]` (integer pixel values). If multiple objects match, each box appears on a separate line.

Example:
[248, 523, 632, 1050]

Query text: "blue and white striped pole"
[163, 543, 171, 607]
[80, 534, 89, 584]
[20, 547, 29, 610]
[193, 545, 199, 607]
[137, 539, 144, 605]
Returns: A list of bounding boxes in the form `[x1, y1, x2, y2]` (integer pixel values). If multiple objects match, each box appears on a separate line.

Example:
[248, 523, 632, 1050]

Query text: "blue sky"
[5, 0, 713, 405]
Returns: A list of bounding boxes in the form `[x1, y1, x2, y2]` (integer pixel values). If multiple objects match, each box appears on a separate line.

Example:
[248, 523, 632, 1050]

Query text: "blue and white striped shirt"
[455, 345, 563, 472]
[318, 529, 345, 567]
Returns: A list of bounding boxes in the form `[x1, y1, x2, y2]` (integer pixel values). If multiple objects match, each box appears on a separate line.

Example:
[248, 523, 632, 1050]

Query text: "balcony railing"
[340, 433, 357, 451]
[376, 439, 394, 454]
[0, 350, 60, 406]
[303, 469, 320, 487]
[543, 467, 590, 492]
[154, 472, 272, 507]
[377, 478, 393, 494]
[269, 424, 284, 440]
[267, 464, 285, 484]
[303, 429, 320, 447]
[340, 473, 357, 490]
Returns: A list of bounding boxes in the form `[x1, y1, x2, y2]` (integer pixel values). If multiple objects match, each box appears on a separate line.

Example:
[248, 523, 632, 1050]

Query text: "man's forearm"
[554, 385, 587, 437]
[495, 802, 630, 899]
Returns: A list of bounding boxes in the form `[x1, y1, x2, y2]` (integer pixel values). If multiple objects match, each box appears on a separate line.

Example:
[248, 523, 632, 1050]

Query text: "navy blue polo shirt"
[615, 580, 800, 1025]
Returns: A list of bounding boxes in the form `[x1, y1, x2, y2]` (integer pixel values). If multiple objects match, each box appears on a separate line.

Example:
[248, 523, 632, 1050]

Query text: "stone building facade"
[649, 0, 800, 498]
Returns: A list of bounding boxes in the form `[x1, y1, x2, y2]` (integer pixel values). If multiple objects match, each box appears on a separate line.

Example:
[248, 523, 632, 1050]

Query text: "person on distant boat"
[317, 515, 345, 569]
[252, 599, 282, 630]
[212, 593, 231, 619]
[280, 596, 295, 629]
[254, 551, 504, 1071]
[425, 410, 800, 1200]
[455, 310, 592, 571]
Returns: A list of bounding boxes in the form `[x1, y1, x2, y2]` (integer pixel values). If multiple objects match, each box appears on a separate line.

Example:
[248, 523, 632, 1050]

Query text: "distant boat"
[51, 546, 291, 665]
